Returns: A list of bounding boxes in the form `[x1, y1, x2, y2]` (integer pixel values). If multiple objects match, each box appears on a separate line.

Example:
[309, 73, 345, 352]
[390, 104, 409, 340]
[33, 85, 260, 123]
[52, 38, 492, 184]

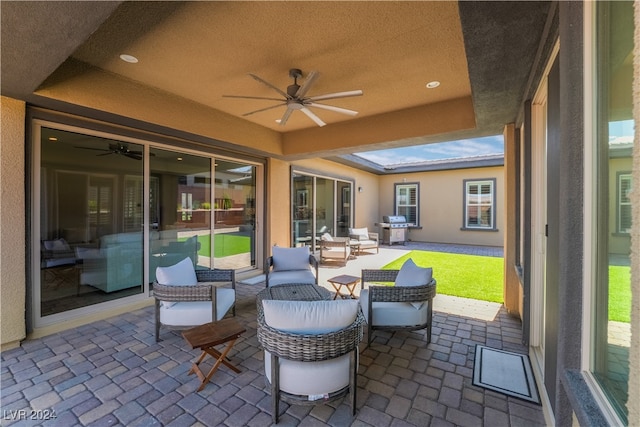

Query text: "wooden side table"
[327, 274, 360, 299]
[182, 317, 246, 391]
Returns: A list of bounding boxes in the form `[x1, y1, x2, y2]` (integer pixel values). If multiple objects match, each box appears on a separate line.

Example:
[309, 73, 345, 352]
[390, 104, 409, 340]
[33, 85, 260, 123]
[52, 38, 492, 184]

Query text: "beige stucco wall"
[378, 166, 504, 247]
[1, 96, 27, 350]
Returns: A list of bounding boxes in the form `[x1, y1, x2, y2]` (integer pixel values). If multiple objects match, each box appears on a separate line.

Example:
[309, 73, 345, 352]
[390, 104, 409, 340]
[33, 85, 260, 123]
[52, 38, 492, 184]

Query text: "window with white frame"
[463, 179, 496, 229]
[394, 183, 418, 225]
[618, 173, 632, 233]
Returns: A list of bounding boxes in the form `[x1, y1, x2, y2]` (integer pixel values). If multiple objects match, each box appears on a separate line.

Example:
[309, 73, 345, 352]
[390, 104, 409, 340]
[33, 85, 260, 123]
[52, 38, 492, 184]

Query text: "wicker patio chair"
[257, 301, 365, 424]
[153, 268, 236, 342]
[360, 269, 436, 346]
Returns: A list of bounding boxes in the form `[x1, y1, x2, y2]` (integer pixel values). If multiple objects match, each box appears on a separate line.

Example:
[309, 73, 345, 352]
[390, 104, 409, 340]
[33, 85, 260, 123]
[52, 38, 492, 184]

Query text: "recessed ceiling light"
[48, 137, 58, 141]
[275, 119, 282, 124]
[119, 54, 139, 64]
[426, 81, 440, 89]
[177, 157, 183, 161]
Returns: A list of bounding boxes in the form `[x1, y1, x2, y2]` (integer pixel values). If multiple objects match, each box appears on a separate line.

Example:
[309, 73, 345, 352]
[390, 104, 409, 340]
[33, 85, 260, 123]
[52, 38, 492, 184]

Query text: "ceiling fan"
[75, 143, 145, 160]
[223, 68, 363, 127]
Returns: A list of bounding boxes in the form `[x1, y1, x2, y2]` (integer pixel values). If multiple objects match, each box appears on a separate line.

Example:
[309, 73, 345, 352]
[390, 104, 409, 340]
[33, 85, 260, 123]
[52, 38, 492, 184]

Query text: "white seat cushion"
[268, 270, 316, 287]
[322, 246, 351, 259]
[265, 352, 350, 396]
[159, 288, 235, 325]
[360, 289, 428, 326]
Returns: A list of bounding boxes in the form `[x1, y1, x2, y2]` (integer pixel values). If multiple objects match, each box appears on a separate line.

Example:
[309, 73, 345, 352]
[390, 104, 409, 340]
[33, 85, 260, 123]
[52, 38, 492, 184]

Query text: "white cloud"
[355, 135, 504, 166]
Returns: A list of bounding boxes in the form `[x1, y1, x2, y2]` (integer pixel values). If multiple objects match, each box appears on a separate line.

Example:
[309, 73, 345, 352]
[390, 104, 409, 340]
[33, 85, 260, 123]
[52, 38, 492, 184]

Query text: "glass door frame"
[290, 168, 354, 252]
[30, 117, 265, 329]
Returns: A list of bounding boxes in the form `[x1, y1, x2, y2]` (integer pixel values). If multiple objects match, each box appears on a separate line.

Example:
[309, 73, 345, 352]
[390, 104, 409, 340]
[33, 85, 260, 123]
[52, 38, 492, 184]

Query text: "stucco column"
[503, 123, 521, 317]
[1, 96, 27, 350]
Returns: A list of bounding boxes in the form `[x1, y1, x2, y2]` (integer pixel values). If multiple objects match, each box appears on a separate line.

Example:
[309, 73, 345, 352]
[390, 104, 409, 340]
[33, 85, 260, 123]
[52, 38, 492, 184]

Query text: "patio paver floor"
[1, 244, 548, 426]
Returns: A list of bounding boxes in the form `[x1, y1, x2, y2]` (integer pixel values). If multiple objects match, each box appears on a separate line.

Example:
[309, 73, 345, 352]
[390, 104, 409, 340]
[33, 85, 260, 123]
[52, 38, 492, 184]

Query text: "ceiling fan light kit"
[223, 68, 363, 127]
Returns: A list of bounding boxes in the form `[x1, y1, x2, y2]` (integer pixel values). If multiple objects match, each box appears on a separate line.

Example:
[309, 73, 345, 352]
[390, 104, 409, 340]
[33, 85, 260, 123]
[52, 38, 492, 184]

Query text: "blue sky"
[354, 135, 504, 166]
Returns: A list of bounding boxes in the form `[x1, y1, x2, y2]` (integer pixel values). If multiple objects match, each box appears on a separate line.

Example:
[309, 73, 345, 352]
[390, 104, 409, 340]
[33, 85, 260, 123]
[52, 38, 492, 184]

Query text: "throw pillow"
[395, 258, 433, 287]
[262, 299, 359, 334]
[156, 257, 197, 286]
[272, 246, 310, 271]
[44, 238, 71, 252]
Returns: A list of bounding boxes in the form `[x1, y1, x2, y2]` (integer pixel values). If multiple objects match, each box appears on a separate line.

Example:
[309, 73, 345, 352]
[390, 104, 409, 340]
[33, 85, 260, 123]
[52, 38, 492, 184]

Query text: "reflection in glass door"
[213, 160, 257, 270]
[38, 128, 144, 317]
[149, 148, 210, 279]
[291, 172, 353, 250]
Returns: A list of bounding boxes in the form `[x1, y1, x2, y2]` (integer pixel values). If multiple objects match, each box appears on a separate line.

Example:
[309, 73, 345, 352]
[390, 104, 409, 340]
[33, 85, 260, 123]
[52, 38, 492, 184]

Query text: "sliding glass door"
[291, 171, 353, 251]
[213, 160, 257, 270]
[38, 127, 145, 318]
[33, 120, 262, 327]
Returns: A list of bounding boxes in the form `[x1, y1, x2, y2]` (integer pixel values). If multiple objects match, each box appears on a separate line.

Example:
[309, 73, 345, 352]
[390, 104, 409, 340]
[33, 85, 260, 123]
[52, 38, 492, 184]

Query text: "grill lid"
[383, 215, 407, 223]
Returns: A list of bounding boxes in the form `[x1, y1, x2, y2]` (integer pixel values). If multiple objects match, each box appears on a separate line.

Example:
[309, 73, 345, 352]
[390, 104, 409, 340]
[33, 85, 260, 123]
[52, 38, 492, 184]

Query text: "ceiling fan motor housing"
[287, 68, 303, 97]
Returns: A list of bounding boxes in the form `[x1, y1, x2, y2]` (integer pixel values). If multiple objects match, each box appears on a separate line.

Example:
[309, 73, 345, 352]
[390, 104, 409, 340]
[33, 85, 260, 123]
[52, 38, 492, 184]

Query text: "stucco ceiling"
[1, 1, 553, 161]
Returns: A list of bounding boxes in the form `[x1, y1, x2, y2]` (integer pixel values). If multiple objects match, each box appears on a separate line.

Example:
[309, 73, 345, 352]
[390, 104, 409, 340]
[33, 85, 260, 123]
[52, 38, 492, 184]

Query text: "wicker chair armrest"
[153, 282, 214, 302]
[369, 279, 437, 303]
[196, 268, 235, 288]
[361, 269, 400, 289]
[257, 311, 365, 362]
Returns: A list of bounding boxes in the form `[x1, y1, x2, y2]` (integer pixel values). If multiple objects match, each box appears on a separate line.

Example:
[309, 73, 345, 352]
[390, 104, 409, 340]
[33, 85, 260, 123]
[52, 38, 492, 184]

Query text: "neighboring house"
[0, 2, 638, 426]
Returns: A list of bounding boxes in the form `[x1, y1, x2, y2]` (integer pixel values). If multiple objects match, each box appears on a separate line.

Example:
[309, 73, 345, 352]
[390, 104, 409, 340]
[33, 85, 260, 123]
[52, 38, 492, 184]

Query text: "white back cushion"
[350, 227, 369, 238]
[272, 246, 310, 271]
[321, 233, 334, 241]
[262, 299, 358, 334]
[156, 257, 197, 286]
[43, 238, 70, 251]
[395, 258, 433, 287]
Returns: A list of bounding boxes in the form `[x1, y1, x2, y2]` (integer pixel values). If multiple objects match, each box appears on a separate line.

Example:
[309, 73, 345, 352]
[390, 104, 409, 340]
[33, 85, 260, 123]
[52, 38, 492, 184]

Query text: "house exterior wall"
[0, 96, 27, 350]
[378, 165, 504, 247]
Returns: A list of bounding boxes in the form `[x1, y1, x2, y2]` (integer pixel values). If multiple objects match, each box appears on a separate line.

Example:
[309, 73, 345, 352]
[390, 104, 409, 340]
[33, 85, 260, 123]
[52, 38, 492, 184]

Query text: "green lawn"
[382, 250, 631, 323]
[382, 250, 504, 303]
[181, 234, 250, 258]
[609, 265, 631, 323]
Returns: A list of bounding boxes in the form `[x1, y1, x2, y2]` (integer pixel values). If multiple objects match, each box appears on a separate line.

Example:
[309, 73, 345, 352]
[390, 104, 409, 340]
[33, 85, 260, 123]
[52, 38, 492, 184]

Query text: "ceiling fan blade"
[242, 102, 286, 117]
[249, 73, 290, 99]
[222, 94, 284, 102]
[307, 102, 359, 116]
[278, 109, 293, 126]
[75, 146, 110, 152]
[301, 107, 326, 127]
[125, 153, 142, 160]
[96, 152, 113, 156]
[294, 70, 319, 99]
[308, 90, 363, 102]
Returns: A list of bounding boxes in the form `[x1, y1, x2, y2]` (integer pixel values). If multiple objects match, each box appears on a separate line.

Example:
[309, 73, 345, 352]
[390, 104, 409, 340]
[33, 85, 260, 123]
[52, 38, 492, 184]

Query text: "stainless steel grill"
[379, 215, 408, 245]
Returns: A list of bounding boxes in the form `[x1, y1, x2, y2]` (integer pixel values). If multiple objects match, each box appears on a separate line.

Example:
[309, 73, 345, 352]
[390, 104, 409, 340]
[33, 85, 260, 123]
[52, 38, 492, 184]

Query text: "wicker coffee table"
[256, 283, 332, 310]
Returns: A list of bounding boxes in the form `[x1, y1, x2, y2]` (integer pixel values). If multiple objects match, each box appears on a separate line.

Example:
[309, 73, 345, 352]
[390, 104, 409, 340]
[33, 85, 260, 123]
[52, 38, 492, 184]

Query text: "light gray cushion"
[268, 270, 316, 287]
[349, 227, 369, 238]
[321, 233, 334, 241]
[360, 289, 428, 326]
[43, 238, 71, 251]
[160, 288, 235, 320]
[262, 299, 359, 334]
[272, 246, 310, 271]
[395, 259, 432, 287]
[156, 257, 197, 286]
